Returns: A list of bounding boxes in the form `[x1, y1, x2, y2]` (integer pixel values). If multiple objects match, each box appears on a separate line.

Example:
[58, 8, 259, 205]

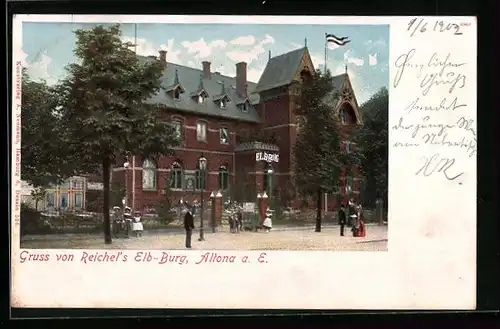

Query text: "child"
[262, 208, 273, 232]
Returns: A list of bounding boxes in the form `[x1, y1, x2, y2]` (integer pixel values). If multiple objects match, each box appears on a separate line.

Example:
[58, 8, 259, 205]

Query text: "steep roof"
[255, 47, 308, 92]
[139, 56, 261, 123]
[331, 73, 348, 91]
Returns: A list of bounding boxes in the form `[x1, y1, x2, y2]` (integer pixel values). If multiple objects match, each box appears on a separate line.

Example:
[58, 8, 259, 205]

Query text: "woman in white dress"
[131, 211, 144, 237]
[262, 209, 273, 232]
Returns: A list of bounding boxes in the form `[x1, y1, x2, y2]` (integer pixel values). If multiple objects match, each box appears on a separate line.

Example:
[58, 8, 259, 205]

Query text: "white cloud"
[230, 35, 256, 46]
[22, 50, 58, 85]
[180, 38, 213, 59]
[364, 38, 387, 50]
[290, 42, 302, 49]
[210, 39, 227, 49]
[343, 50, 364, 67]
[122, 36, 183, 64]
[368, 53, 378, 66]
[260, 34, 275, 45]
[247, 67, 265, 83]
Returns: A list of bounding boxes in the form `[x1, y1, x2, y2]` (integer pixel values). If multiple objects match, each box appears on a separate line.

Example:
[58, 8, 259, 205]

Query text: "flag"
[325, 33, 351, 46]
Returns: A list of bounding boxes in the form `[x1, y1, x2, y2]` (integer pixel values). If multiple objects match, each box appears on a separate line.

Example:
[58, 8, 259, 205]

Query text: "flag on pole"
[325, 33, 351, 46]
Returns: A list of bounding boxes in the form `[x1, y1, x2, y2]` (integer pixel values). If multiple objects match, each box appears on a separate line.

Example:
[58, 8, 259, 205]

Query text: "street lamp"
[267, 167, 274, 210]
[123, 159, 130, 209]
[198, 153, 207, 241]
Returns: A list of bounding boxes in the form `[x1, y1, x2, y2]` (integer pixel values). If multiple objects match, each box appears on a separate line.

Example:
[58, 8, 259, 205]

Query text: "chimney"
[202, 61, 211, 80]
[159, 50, 167, 67]
[235, 62, 247, 98]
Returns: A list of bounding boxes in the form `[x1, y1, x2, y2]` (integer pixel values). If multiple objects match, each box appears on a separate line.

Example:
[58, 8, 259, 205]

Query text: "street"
[20, 224, 388, 251]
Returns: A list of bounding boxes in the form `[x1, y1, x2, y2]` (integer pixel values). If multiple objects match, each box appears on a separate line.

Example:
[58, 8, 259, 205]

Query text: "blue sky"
[22, 22, 389, 104]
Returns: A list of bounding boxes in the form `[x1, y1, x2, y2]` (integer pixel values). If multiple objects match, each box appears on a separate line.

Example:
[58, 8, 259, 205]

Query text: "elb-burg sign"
[255, 152, 279, 163]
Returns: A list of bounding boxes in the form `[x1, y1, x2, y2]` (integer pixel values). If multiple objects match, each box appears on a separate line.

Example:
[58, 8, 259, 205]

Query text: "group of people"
[338, 200, 366, 237]
[182, 205, 274, 249]
[112, 206, 144, 238]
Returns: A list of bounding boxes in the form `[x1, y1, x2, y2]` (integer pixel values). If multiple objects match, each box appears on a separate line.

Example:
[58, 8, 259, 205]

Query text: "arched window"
[346, 175, 353, 197]
[195, 161, 207, 190]
[340, 109, 347, 124]
[218, 166, 229, 190]
[262, 164, 273, 194]
[142, 159, 157, 190]
[170, 162, 183, 189]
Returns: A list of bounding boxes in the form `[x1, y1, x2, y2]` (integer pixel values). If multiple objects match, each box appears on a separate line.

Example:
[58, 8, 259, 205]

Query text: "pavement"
[20, 224, 388, 251]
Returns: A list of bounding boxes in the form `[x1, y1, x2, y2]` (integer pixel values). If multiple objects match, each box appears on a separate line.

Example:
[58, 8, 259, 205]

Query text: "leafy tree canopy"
[293, 69, 354, 198]
[52, 24, 179, 243]
[21, 70, 76, 187]
[56, 24, 179, 171]
[359, 87, 389, 205]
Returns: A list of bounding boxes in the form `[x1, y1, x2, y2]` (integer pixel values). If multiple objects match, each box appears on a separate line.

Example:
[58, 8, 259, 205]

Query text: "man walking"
[184, 207, 195, 249]
[338, 204, 347, 236]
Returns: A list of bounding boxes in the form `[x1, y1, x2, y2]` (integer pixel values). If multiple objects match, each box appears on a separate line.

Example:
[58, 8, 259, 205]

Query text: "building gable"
[292, 48, 315, 81]
[334, 74, 362, 124]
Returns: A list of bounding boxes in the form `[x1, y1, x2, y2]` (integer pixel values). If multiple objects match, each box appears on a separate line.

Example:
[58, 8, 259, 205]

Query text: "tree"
[55, 24, 179, 244]
[30, 187, 46, 211]
[21, 70, 75, 187]
[359, 87, 389, 207]
[157, 175, 175, 223]
[293, 69, 357, 232]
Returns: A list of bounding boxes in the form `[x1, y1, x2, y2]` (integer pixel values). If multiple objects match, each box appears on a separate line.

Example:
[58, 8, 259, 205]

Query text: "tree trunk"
[315, 187, 322, 232]
[102, 157, 112, 244]
[35, 200, 39, 212]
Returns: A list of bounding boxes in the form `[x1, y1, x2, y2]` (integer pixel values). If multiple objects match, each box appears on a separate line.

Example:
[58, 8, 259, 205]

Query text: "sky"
[21, 22, 389, 104]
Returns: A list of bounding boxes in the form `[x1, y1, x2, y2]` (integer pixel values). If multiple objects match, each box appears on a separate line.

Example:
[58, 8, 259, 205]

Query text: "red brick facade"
[111, 47, 362, 212]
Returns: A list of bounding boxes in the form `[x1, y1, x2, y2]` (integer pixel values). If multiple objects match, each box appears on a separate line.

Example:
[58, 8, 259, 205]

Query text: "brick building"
[112, 46, 362, 212]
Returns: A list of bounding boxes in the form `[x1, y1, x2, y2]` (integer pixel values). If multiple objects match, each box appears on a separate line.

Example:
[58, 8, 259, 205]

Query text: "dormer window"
[216, 95, 231, 109]
[167, 69, 185, 100]
[174, 87, 181, 100]
[238, 100, 249, 112]
[198, 95, 204, 104]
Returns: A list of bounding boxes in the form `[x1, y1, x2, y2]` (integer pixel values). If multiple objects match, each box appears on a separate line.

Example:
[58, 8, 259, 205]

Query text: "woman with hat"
[262, 208, 273, 232]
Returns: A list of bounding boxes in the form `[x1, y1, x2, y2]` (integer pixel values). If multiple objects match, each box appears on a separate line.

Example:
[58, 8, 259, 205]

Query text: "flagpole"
[132, 22, 137, 211]
[324, 33, 327, 74]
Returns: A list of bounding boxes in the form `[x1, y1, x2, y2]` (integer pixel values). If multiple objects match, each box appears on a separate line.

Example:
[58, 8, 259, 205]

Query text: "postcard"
[11, 15, 476, 310]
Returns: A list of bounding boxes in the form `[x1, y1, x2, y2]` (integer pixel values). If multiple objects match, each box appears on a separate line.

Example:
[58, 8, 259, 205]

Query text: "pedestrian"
[338, 204, 347, 236]
[262, 208, 273, 232]
[184, 207, 195, 249]
[347, 199, 357, 227]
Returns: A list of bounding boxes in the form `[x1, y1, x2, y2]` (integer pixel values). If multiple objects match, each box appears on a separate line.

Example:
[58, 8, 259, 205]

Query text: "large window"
[346, 140, 351, 154]
[45, 192, 55, 210]
[72, 179, 83, 189]
[346, 176, 353, 195]
[172, 119, 183, 142]
[74, 192, 83, 209]
[60, 193, 69, 210]
[142, 159, 157, 190]
[196, 121, 207, 141]
[170, 162, 183, 189]
[218, 166, 229, 190]
[195, 167, 206, 190]
[220, 127, 229, 144]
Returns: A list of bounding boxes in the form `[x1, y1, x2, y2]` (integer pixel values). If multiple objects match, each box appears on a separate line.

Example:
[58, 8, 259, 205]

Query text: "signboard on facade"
[242, 202, 256, 213]
[87, 182, 103, 191]
[255, 152, 279, 163]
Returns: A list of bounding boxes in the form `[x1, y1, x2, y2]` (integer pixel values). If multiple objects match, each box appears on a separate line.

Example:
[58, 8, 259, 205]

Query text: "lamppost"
[267, 167, 274, 210]
[198, 153, 207, 241]
[123, 158, 130, 209]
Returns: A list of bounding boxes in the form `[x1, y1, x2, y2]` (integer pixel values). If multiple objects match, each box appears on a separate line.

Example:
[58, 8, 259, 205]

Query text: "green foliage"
[30, 187, 46, 211]
[109, 182, 125, 207]
[157, 176, 174, 223]
[358, 87, 389, 206]
[21, 71, 76, 187]
[52, 24, 179, 243]
[293, 69, 345, 197]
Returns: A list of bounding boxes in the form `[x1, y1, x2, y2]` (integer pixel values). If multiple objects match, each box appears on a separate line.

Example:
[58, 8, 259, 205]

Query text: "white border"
[11, 15, 477, 310]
